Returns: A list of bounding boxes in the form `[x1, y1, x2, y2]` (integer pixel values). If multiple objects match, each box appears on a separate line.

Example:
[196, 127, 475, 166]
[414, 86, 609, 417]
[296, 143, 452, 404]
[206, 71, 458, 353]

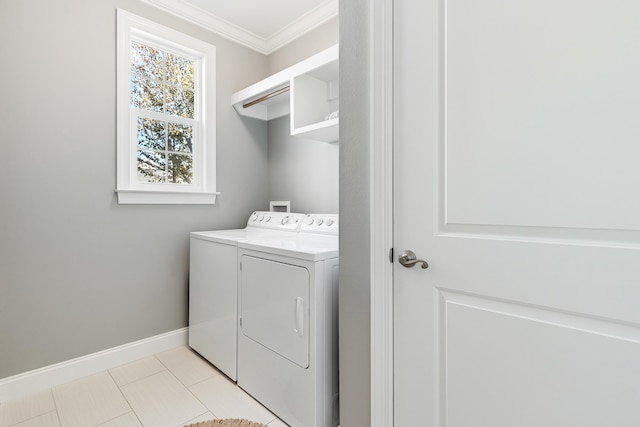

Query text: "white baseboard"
[0, 327, 188, 403]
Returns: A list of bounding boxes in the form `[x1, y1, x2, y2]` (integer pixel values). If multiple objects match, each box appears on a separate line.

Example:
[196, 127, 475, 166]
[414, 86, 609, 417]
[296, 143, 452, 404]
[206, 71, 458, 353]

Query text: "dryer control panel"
[301, 214, 339, 235]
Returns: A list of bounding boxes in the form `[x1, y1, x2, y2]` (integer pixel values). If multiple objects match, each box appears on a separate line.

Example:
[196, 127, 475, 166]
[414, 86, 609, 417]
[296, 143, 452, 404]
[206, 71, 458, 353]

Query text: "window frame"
[116, 9, 218, 204]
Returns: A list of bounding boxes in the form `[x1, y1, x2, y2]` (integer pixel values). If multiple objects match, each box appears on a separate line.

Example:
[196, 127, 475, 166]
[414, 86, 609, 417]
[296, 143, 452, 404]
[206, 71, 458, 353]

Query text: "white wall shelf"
[231, 44, 339, 142]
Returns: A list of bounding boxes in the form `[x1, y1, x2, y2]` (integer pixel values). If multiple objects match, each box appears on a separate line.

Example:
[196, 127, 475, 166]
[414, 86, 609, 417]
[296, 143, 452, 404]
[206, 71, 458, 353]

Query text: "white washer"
[189, 211, 305, 381]
[237, 214, 339, 427]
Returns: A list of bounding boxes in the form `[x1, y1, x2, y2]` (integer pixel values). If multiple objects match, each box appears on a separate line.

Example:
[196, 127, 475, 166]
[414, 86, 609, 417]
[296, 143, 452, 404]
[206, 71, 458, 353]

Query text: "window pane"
[168, 153, 193, 184]
[123, 28, 211, 193]
[130, 42, 164, 80]
[168, 123, 193, 153]
[166, 53, 194, 90]
[137, 150, 167, 183]
[137, 117, 166, 150]
[165, 86, 194, 119]
[130, 75, 164, 113]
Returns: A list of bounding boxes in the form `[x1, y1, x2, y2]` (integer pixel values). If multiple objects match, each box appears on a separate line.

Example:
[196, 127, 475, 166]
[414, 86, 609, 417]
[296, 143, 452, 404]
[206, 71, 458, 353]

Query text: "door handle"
[293, 297, 304, 336]
[398, 250, 429, 269]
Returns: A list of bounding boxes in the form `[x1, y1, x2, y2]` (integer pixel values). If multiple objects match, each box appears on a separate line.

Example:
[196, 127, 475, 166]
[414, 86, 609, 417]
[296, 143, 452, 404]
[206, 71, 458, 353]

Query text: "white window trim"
[116, 8, 218, 204]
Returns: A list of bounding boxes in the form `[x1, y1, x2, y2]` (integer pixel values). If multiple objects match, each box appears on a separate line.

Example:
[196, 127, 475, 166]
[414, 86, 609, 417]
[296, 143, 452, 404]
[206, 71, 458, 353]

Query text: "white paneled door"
[393, 1, 640, 426]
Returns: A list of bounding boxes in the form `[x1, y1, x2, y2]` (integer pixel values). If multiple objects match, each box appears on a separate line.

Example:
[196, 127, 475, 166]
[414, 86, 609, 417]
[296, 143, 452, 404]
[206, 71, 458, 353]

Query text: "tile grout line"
[153, 353, 171, 374]
[233, 384, 278, 425]
[49, 387, 63, 427]
[184, 381, 219, 422]
[108, 355, 168, 388]
[4, 347, 282, 427]
[158, 360, 220, 425]
[155, 348, 215, 389]
[4, 409, 59, 427]
[179, 348, 280, 424]
[118, 349, 216, 427]
[106, 369, 144, 427]
[176, 409, 212, 427]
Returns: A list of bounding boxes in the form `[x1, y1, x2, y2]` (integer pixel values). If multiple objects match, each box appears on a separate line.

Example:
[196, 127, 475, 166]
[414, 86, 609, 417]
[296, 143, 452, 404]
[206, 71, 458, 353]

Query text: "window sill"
[116, 189, 219, 205]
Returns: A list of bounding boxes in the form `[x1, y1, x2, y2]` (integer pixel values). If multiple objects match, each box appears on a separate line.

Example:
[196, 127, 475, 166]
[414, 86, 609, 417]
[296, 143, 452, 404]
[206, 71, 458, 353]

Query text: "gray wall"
[268, 116, 339, 214]
[265, 16, 339, 214]
[268, 17, 339, 74]
[339, 0, 372, 426]
[0, 0, 270, 378]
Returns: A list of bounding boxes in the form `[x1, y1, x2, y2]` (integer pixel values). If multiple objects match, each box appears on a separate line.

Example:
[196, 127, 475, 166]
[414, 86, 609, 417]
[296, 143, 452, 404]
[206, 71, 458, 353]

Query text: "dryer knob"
[306, 217, 314, 225]
[315, 218, 324, 226]
[251, 214, 258, 221]
[281, 216, 290, 225]
[265, 216, 271, 222]
[258, 215, 264, 222]
[326, 219, 334, 226]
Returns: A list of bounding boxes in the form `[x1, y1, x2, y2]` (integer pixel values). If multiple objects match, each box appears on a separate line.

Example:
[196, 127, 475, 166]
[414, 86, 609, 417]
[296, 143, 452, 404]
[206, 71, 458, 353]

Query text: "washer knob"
[251, 213, 258, 221]
[326, 219, 334, 226]
[265, 216, 271, 222]
[306, 217, 314, 225]
[258, 215, 264, 222]
[281, 216, 290, 225]
[315, 218, 324, 226]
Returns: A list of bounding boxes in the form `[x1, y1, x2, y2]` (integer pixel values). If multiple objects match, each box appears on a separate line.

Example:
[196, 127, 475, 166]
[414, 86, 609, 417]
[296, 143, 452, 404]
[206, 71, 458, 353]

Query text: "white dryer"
[237, 214, 339, 427]
[189, 211, 305, 381]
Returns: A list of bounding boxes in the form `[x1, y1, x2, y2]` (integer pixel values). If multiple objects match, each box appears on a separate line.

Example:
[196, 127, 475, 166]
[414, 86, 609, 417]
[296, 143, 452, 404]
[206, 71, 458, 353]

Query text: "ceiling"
[138, 0, 338, 54]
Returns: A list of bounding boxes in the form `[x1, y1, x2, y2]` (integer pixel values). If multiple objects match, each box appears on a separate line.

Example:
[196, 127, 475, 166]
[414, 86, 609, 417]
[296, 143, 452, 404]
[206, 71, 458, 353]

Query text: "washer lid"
[190, 228, 285, 245]
[190, 211, 307, 244]
[238, 234, 338, 261]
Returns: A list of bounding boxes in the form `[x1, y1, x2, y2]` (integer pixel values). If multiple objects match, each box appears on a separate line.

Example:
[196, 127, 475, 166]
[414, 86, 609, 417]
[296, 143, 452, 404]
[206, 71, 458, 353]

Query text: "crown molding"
[137, 0, 338, 55]
[264, 0, 338, 54]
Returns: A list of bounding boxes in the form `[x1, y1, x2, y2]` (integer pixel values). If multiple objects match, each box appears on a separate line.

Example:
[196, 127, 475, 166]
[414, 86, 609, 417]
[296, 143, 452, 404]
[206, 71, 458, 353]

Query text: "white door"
[393, 1, 640, 426]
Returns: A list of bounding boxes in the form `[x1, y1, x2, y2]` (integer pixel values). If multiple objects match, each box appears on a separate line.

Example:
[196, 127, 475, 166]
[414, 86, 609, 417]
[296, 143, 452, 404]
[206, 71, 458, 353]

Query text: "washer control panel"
[301, 214, 339, 235]
[247, 211, 305, 231]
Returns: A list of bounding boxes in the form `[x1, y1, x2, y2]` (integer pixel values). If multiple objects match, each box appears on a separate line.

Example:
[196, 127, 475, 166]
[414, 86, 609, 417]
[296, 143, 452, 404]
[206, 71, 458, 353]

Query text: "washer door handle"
[293, 297, 304, 336]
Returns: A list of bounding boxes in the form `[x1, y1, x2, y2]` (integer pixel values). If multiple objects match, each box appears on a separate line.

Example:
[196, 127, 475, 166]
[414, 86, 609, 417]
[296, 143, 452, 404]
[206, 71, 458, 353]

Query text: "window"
[116, 9, 217, 204]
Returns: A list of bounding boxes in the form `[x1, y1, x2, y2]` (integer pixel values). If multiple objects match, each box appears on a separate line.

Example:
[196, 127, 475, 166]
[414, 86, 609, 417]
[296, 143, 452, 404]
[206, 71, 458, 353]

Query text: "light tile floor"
[0, 347, 289, 427]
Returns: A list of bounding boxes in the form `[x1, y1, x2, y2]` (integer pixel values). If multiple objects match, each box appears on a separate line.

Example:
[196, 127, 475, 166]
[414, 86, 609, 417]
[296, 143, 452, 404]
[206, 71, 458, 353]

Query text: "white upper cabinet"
[231, 44, 339, 142]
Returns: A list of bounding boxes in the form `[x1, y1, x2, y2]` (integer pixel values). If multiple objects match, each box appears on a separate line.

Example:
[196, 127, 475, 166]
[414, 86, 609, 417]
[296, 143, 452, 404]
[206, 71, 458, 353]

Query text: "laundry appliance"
[189, 211, 305, 380]
[236, 214, 339, 427]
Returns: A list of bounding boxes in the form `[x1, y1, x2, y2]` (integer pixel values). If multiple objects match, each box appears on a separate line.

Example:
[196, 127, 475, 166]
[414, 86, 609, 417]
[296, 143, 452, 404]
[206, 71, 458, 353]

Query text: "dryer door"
[239, 255, 310, 368]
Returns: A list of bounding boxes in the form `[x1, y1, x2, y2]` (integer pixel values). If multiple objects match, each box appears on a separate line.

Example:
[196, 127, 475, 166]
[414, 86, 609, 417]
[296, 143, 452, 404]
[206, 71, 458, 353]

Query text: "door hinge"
[239, 317, 242, 327]
[239, 262, 242, 271]
[389, 247, 394, 263]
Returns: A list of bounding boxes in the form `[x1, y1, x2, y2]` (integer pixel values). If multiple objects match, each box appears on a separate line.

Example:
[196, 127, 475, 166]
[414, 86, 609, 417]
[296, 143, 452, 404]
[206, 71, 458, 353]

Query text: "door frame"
[370, 0, 394, 425]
